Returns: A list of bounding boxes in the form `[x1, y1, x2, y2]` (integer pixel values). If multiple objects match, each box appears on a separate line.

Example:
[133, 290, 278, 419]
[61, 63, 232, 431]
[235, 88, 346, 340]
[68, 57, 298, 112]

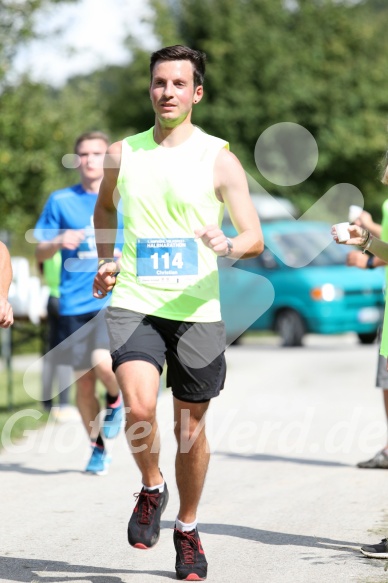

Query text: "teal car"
[219, 220, 385, 346]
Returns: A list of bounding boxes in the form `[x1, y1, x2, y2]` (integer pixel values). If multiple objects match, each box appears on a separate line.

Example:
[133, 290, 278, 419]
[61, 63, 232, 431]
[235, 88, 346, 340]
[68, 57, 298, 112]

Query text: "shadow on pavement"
[1, 528, 367, 583]
[214, 450, 352, 467]
[0, 462, 82, 475]
[0, 557, 175, 582]
[0, 453, 350, 476]
[161, 520, 362, 554]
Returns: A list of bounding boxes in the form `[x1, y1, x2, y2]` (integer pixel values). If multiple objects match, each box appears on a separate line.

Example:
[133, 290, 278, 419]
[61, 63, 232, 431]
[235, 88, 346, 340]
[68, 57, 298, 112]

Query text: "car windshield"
[271, 229, 349, 268]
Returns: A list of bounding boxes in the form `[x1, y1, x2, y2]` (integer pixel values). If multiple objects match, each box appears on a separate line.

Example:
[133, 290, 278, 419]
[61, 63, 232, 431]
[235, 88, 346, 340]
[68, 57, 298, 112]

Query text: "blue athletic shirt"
[34, 184, 123, 316]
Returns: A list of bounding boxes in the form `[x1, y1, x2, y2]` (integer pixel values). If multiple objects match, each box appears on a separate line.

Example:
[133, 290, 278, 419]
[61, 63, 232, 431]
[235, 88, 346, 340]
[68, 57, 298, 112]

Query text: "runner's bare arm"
[93, 141, 122, 298]
[333, 224, 388, 263]
[196, 148, 263, 259]
[0, 242, 14, 328]
[94, 141, 122, 260]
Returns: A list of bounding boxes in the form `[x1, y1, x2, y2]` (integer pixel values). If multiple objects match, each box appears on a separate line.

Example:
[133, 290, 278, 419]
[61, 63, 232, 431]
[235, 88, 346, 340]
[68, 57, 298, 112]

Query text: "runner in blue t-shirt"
[34, 131, 124, 475]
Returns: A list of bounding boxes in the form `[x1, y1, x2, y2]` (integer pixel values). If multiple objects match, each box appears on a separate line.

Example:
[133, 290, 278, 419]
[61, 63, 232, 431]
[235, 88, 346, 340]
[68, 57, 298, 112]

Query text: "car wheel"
[275, 309, 306, 347]
[357, 332, 377, 345]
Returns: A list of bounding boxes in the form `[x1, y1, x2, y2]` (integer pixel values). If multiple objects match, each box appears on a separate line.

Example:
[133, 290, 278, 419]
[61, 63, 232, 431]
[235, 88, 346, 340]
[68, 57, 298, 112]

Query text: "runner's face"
[76, 139, 107, 182]
[150, 60, 203, 127]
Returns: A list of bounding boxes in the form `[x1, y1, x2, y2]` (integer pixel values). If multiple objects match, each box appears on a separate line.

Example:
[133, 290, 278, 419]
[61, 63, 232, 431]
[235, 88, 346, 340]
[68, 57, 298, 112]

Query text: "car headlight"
[310, 284, 344, 302]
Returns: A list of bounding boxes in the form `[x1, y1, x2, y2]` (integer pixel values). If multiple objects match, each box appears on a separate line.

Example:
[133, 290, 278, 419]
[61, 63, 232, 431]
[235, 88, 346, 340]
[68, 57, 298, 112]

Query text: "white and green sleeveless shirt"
[111, 126, 229, 322]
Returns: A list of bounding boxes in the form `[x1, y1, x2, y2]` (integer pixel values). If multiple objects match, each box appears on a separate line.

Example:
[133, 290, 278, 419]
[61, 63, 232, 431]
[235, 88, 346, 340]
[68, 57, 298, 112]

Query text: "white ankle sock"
[175, 516, 197, 532]
[143, 481, 164, 493]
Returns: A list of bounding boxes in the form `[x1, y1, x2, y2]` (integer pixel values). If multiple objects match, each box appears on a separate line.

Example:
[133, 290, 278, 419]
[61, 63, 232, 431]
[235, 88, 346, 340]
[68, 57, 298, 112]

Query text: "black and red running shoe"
[127, 483, 169, 549]
[173, 526, 208, 581]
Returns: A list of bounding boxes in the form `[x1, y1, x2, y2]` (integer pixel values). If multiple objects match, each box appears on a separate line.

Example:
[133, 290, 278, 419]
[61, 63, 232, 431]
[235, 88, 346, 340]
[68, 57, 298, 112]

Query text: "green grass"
[0, 320, 48, 448]
[0, 356, 118, 450]
[0, 350, 167, 451]
[0, 367, 49, 448]
[10, 319, 46, 356]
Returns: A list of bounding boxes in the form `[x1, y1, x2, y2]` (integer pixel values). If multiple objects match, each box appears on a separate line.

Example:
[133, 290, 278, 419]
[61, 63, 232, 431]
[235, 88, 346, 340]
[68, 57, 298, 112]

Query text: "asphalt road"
[1, 334, 388, 583]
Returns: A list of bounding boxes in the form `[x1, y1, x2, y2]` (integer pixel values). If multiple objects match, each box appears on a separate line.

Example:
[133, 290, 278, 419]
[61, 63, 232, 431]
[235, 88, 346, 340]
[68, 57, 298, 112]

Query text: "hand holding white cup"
[333, 222, 351, 242]
[332, 223, 370, 247]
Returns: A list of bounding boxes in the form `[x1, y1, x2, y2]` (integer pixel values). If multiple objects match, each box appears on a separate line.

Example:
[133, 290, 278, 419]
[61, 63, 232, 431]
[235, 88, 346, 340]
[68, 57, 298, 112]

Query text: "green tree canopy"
[0, 0, 77, 83]
[0, 78, 108, 254]
[3, 0, 388, 254]
[0, 0, 109, 255]
[94, 0, 388, 219]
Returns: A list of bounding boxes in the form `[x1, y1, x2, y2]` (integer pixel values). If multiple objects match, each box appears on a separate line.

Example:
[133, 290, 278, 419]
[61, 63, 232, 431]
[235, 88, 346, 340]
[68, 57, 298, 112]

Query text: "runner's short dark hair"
[150, 45, 206, 88]
[74, 131, 110, 154]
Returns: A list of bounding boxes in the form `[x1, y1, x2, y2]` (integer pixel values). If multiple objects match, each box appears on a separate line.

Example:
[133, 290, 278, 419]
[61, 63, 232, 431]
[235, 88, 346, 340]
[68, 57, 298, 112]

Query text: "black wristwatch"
[366, 255, 375, 269]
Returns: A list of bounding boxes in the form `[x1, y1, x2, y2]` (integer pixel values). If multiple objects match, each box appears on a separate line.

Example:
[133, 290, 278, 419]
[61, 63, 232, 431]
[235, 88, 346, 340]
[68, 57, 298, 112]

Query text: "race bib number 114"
[136, 238, 198, 284]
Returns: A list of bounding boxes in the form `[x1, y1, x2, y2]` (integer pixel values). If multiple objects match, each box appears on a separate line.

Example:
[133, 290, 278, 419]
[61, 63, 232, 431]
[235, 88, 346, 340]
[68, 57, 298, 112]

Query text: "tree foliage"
[95, 0, 388, 219]
[3, 0, 388, 254]
[0, 0, 76, 83]
[173, 0, 388, 217]
[0, 77, 108, 253]
[0, 1, 108, 254]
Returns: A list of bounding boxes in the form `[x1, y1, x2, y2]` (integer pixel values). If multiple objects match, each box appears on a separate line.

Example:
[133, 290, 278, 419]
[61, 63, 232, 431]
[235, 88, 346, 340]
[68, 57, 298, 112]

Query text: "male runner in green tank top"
[93, 45, 264, 581]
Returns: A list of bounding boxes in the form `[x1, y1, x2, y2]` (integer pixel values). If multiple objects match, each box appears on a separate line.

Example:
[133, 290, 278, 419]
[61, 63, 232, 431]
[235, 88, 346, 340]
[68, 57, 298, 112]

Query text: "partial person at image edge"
[333, 187, 388, 560]
[0, 241, 14, 328]
[345, 160, 388, 470]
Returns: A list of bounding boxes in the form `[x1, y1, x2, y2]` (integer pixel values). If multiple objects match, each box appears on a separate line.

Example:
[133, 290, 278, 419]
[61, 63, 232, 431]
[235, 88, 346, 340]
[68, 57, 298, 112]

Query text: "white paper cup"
[334, 222, 351, 242]
[348, 205, 363, 223]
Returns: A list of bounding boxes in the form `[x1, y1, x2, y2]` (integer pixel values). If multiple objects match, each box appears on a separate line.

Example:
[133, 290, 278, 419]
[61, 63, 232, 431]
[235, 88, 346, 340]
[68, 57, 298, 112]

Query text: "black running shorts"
[105, 307, 226, 403]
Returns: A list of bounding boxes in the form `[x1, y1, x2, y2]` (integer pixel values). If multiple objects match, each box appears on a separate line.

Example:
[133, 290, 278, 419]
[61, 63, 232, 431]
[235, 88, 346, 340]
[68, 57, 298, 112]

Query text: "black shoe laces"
[175, 529, 199, 565]
[134, 491, 160, 525]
